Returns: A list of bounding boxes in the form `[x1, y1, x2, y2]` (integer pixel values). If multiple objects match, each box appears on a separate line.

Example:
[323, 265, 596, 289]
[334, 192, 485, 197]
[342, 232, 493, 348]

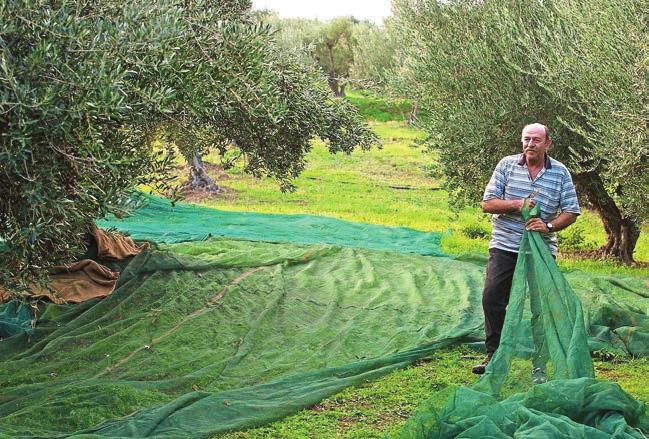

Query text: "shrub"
[461, 223, 490, 240]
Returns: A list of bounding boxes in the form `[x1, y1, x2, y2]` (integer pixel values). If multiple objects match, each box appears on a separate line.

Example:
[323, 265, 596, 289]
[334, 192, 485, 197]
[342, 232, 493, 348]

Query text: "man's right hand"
[514, 198, 535, 213]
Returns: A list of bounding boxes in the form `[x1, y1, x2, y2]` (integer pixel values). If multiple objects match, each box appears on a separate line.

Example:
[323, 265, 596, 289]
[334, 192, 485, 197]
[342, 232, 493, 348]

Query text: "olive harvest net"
[96, 194, 445, 255]
[396, 204, 649, 438]
[0, 197, 648, 438]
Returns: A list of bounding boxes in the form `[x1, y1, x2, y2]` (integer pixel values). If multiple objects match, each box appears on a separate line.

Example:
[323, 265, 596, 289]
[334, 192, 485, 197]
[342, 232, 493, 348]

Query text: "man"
[472, 123, 580, 375]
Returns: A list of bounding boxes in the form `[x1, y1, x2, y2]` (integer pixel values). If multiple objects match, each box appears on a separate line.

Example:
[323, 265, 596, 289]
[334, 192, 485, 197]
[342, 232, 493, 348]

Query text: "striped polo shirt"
[483, 153, 580, 255]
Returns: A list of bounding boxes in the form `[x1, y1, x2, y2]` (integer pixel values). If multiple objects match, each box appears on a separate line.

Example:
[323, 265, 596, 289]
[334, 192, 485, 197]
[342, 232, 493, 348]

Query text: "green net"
[396, 203, 649, 438]
[0, 301, 33, 339]
[1, 201, 648, 438]
[0, 240, 484, 438]
[97, 194, 445, 256]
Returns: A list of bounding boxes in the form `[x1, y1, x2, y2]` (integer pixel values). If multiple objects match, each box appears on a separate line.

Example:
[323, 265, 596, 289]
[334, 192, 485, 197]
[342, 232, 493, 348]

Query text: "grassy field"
[186, 90, 649, 437]
[198, 91, 648, 275]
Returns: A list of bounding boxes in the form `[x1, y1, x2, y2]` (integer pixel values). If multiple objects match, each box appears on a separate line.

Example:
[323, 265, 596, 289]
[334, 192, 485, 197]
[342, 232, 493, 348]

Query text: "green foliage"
[267, 16, 402, 99]
[264, 16, 323, 69]
[267, 16, 361, 96]
[0, 0, 377, 291]
[345, 89, 412, 122]
[303, 16, 361, 97]
[461, 222, 490, 241]
[350, 21, 398, 91]
[390, 0, 648, 255]
[557, 224, 597, 252]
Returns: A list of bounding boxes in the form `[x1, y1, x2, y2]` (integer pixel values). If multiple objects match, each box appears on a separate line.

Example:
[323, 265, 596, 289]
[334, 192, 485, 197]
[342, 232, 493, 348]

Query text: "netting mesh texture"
[396, 204, 649, 438]
[1, 198, 648, 438]
[97, 194, 445, 256]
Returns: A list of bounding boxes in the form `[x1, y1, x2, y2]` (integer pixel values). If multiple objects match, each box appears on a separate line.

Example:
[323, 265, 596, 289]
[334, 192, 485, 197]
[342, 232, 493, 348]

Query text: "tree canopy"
[266, 16, 362, 97]
[0, 0, 377, 289]
[391, 0, 648, 262]
[350, 20, 398, 92]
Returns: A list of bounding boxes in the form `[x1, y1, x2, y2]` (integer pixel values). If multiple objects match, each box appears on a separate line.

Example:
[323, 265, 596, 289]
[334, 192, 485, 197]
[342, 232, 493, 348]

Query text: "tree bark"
[181, 153, 221, 193]
[573, 172, 640, 263]
[327, 75, 344, 97]
[408, 100, 419, 125]
[325, 42, 345, 97]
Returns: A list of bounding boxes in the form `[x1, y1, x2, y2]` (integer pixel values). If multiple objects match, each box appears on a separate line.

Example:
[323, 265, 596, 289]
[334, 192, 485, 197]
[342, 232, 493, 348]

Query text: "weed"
[461, 222, 490, 240]
[557, 224, 597, 252]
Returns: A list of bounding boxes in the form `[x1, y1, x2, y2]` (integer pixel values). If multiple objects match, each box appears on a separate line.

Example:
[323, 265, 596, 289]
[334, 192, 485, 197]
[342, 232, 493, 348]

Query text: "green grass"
[216, 347, 649, 438]
[186, 90, 649, 437]
[345, 89, 414, 123]
[219, 347, 477, 439]
[198, 118, 648, 275]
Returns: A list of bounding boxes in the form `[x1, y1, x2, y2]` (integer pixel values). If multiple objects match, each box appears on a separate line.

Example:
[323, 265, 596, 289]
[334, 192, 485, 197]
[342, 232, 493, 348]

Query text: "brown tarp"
[0, 228, 147, 304]
[92, 227, 148, 260]
[29, 259, 120, 304]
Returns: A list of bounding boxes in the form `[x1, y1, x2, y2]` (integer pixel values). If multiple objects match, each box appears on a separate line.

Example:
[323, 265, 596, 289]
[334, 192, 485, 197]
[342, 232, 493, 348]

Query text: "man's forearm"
[481, 198, 526, 214]
[547, 212, 578, 232]
[525, 212, 578, 233]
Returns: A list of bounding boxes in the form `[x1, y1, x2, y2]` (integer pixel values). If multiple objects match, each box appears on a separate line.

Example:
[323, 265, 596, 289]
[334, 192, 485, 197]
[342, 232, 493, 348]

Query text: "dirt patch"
[180, 185, 238, 203]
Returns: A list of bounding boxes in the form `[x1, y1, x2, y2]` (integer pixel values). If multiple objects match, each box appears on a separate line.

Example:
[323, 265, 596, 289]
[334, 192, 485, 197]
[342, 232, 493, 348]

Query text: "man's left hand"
[525, 218, 549, 233]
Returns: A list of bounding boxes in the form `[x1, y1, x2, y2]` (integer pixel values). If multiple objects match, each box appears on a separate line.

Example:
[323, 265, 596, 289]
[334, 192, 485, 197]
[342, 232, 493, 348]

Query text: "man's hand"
[526, 212, 578, 234]
[525, 218, 549, 233]
[516, 198, 536, 212]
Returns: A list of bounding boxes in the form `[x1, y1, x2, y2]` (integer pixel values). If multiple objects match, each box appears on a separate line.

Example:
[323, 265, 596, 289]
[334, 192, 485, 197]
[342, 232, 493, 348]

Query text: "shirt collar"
[517, 153, 552, 169]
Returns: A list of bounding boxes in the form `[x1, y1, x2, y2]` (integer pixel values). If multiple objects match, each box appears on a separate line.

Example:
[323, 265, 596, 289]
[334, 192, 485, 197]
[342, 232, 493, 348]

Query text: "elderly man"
[472, 123, 580, 375]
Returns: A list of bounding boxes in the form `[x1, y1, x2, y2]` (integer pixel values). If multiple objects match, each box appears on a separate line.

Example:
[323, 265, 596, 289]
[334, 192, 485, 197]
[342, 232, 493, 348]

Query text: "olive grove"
[392, 0, 648, 262]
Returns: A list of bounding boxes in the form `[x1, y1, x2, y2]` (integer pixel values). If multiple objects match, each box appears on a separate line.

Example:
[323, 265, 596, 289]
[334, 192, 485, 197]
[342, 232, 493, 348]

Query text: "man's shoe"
[471, 354, 492, 375]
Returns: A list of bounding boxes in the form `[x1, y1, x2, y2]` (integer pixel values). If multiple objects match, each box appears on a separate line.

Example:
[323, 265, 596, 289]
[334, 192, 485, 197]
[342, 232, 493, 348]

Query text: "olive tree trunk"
[408, 100, 419, 125]
[327, 75, 346, 97]
[181, 153, 221, 193]
[573, 172, 640, 263]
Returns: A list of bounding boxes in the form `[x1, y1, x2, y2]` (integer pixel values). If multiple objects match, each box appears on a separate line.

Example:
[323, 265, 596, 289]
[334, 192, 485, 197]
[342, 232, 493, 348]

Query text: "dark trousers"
[482, 248, 518, 355]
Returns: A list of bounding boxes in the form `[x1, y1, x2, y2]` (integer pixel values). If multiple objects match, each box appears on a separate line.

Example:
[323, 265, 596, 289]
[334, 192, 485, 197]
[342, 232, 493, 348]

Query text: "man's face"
[521, 125, 551, 163]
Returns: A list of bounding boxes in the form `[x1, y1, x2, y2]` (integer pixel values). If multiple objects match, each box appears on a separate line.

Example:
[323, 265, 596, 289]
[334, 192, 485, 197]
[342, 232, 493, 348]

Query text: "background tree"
[0, 0, 377, 291]
[268, 16, 359, 97]
[314, 17, 358, 97]
[264, 16, 323, 70]
[391, 0, 648, 262]
[350, 20, 398, 91]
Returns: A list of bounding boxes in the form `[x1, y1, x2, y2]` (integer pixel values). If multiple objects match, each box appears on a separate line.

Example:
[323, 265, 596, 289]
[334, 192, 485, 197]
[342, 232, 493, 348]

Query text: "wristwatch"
[546, 222, 554, 231]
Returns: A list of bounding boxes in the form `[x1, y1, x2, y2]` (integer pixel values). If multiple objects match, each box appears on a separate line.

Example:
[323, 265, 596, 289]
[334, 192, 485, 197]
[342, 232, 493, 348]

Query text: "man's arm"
[481, 198, 534, 215]
[525, 212, 578, 233]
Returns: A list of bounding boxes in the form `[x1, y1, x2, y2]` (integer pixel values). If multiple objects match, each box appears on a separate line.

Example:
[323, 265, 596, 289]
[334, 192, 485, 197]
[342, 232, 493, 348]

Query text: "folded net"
[396, 203, 649, 438]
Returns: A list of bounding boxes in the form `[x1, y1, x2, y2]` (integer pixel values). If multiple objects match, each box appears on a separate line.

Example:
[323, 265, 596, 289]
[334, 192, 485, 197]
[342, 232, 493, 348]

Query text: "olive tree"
[266, 16, 359, 97]
[0, 0, 377, 290]
[350, 21, 398, 91]
[392, 0, 647, 262]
